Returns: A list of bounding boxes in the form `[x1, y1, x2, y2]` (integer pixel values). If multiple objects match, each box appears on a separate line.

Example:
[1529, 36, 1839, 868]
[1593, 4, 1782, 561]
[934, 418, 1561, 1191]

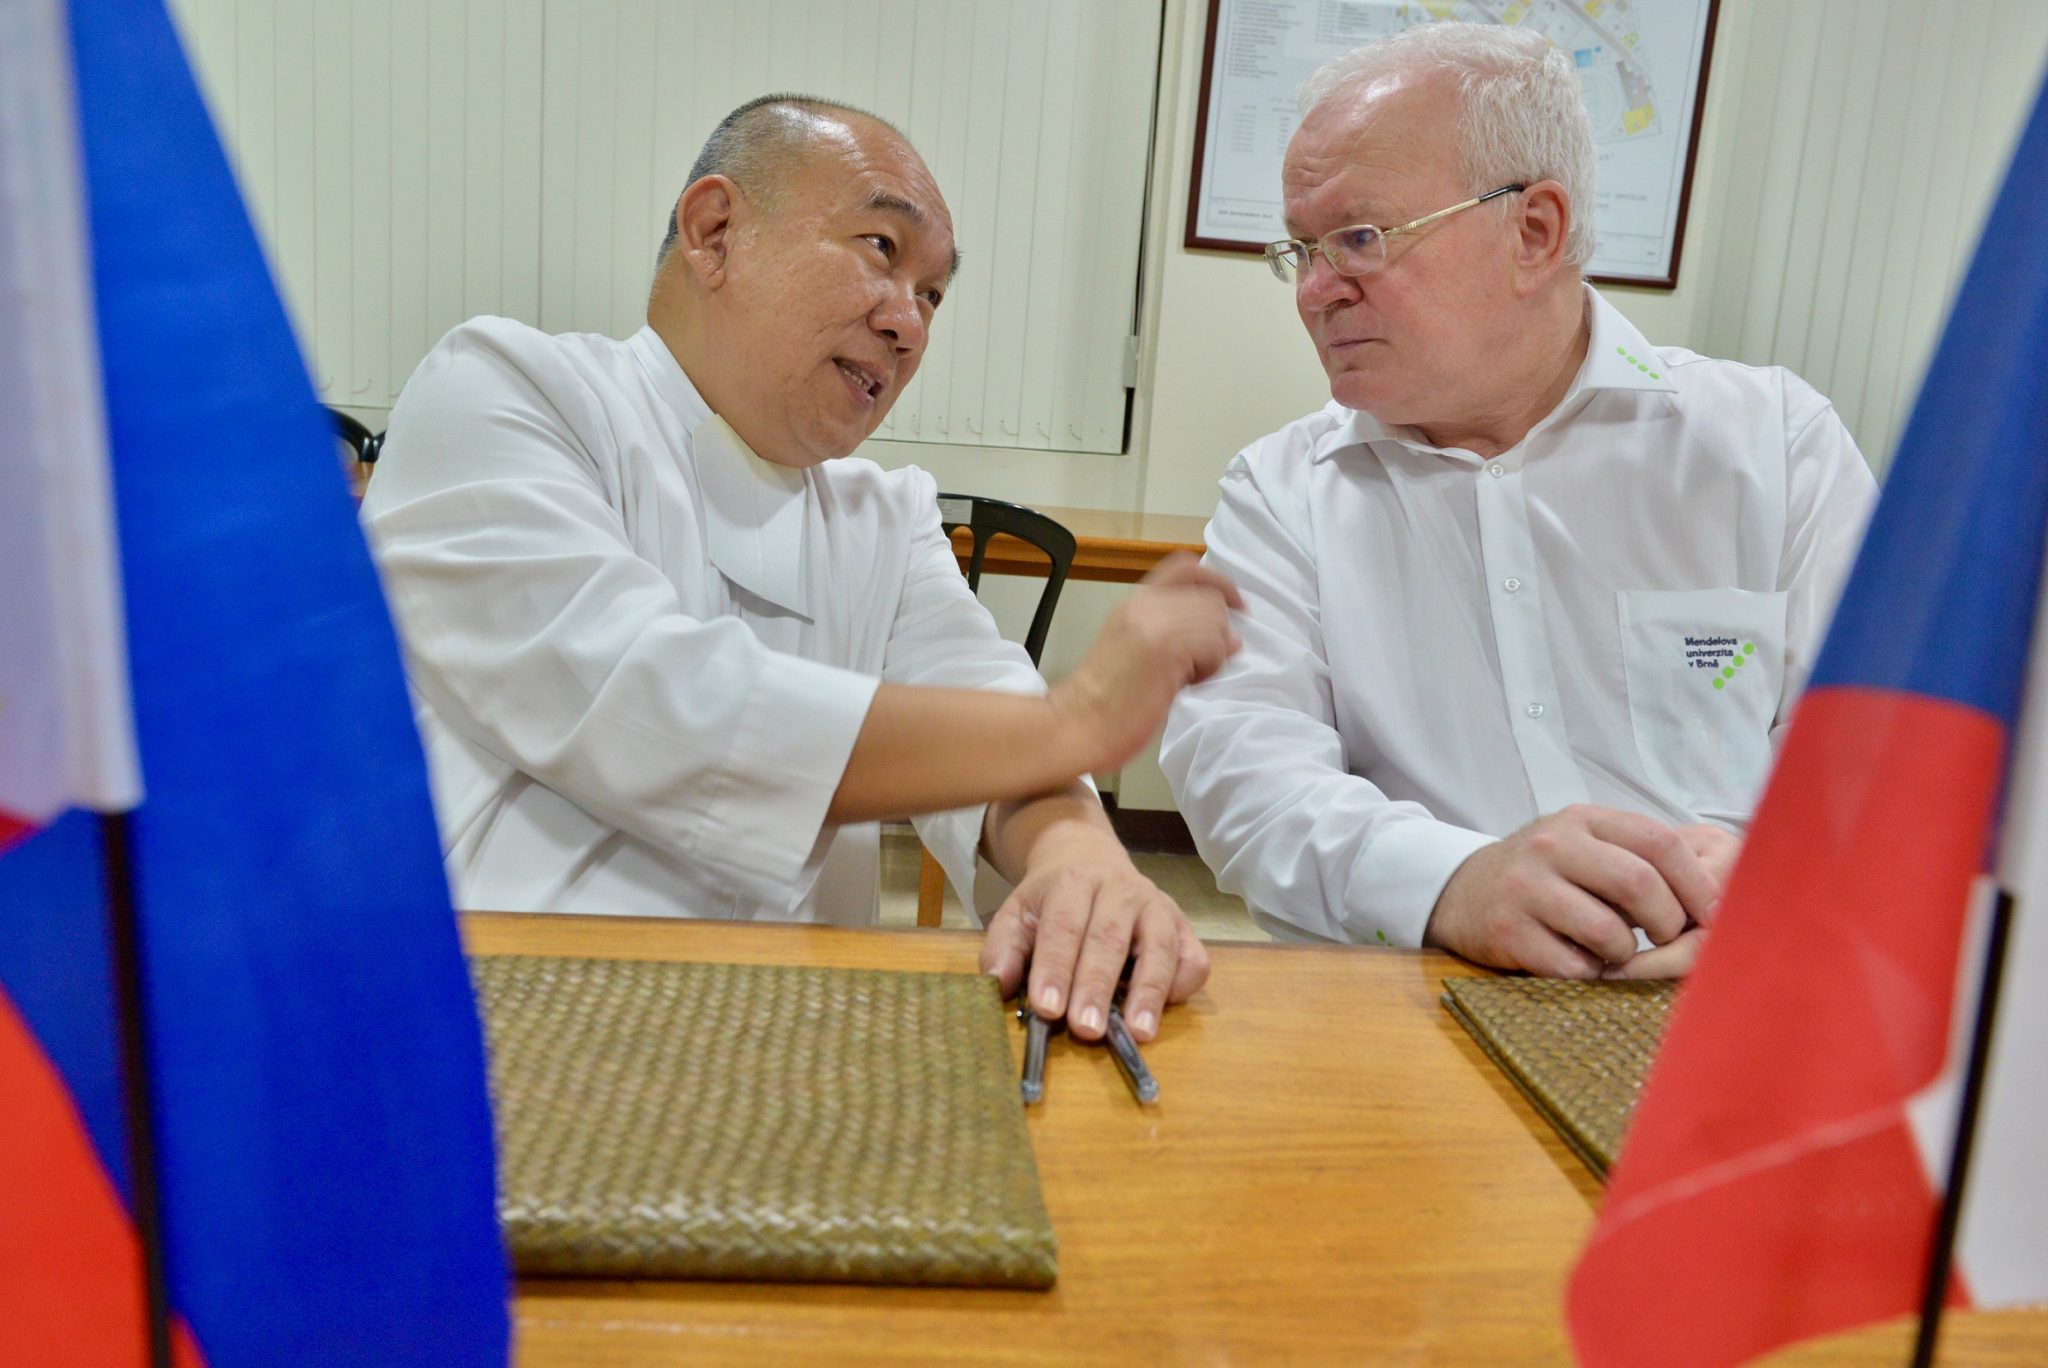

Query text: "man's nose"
[1295, 251, 1362, 311]
[872, 284, 928, 354]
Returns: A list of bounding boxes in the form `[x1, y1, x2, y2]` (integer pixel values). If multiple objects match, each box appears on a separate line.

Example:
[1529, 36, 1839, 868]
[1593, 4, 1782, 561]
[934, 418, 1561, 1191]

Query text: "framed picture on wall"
[1184, 0, 1722, 289]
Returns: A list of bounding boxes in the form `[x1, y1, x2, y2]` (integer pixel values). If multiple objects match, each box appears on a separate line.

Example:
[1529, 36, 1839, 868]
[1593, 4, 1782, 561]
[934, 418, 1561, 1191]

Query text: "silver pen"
[1104, 1005, 1160, 1105]
[1019, 1010, 1050, 1105]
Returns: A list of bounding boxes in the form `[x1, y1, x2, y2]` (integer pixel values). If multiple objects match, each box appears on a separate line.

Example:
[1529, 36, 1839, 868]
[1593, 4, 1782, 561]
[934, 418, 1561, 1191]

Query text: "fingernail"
[1038, 984, 1063, 1017]
[1076, 1004, 1104, 1035]
[1132, 1009, 1157, 1038]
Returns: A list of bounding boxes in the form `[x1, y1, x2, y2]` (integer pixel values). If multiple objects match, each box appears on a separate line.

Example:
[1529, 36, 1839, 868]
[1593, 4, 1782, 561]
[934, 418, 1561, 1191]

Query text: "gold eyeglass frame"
[1264, 183, 1528, 283]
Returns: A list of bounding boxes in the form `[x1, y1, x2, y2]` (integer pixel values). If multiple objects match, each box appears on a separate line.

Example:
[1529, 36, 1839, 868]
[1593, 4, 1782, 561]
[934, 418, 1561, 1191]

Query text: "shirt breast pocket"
[1616, 588, 1788, 823]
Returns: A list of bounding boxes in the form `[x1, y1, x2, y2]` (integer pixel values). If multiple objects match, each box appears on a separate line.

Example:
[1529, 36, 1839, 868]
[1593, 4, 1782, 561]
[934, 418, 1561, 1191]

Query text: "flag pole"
[101, 812, 174, 1368]
[1911, 887, 2017, 1368]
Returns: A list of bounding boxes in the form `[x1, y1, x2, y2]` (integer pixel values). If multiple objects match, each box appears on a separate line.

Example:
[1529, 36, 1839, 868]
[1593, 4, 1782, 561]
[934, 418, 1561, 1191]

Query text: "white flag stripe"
[0, 0, 141, 820]
[1899, 874, 1998, 1207]
[1958, 553, 2048, 1306]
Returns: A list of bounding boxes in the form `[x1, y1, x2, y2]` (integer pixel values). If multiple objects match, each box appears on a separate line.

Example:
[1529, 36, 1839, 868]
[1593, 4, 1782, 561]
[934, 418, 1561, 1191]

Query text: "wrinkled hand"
[1048, 554, 1242, 774]
[1600, 823, 1745, 980]
[1425, 805, 1721, 981]
[979, 828, 1211, 1042]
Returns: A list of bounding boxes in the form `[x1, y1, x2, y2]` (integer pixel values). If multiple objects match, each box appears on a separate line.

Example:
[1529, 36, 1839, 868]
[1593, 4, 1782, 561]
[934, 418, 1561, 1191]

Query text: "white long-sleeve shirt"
[1160, 289, 1876, 947]
[359, 317, 1043, 923]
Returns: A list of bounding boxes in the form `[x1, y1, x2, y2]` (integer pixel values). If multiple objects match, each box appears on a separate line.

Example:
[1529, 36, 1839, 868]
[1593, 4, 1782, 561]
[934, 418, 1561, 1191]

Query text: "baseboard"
[1100, 794, 1196, 855]
[888, 804, 1196, 857]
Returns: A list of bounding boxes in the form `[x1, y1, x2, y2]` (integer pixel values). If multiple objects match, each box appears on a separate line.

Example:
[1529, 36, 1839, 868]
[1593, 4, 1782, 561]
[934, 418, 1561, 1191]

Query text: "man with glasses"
[1161, 23, 1875, 979]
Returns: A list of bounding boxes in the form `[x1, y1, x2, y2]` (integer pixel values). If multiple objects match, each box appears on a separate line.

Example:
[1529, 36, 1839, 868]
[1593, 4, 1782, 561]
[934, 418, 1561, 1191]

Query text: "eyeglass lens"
[1268, 225, 1388, 283]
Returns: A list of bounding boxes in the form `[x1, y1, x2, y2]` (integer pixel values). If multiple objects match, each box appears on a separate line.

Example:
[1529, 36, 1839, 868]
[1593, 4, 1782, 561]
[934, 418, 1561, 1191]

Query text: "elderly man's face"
[1282, 73, 1518, 430]
[718, 121, 956, 467]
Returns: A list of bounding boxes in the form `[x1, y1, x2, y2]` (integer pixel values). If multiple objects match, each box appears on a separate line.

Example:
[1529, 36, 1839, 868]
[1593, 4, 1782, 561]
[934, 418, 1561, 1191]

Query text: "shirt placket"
[1475, 454, 1590, 812]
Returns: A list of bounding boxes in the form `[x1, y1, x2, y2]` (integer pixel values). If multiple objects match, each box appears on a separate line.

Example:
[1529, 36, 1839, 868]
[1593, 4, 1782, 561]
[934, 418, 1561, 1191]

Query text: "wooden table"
[465, 914, 2044, 1365]
[950, 504, 1207, 583]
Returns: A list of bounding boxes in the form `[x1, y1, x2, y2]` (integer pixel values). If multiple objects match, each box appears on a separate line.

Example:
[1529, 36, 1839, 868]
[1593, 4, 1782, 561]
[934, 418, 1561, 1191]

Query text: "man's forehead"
[763, 114, 958, 276]
[1283, 73, 1459, 227]
[841, 138, 959, 274]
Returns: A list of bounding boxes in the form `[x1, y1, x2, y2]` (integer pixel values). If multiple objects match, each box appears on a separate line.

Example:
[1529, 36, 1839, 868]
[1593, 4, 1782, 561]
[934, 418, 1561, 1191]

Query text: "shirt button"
[1487, 462, 1506, 478]
[1525, 702, 1545, 719]
[1503, 576, 1522, 593]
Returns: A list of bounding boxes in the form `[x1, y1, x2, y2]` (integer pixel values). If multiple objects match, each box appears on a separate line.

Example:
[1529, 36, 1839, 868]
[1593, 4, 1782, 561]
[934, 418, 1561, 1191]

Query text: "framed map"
[1185, 0, 1722, 288]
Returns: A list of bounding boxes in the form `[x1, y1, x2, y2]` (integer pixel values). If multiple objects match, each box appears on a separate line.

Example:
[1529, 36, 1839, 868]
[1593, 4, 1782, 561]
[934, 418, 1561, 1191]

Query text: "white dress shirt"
[1160, 289, 1877, 947]
[359, 317, 1042, 923]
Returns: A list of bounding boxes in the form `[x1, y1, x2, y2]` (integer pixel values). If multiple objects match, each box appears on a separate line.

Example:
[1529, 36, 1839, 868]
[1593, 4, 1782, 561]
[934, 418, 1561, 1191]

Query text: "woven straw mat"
[472, 954, 1058, 1288]
[1441, 977, 1677, 1179]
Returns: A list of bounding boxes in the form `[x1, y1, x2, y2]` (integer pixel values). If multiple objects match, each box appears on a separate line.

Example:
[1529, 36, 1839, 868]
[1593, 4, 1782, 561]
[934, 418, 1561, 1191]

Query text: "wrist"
[1019, 811, 1127, 875]
[1042, 678, 1116, 776]
[1424, 848, 1489, 954]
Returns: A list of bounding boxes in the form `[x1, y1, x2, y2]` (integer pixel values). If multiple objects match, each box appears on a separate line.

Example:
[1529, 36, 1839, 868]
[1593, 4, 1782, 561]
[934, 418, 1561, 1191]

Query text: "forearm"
[979, 782, 1118, 885]
[825, 683, 1100, 825]
[1166, 714, 1490, 945]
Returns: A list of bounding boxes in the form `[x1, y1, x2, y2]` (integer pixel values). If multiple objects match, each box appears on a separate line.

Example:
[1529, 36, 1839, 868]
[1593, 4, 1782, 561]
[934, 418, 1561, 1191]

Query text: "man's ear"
[1510, 179, 1573, 295]
[673, 175, 744, 289]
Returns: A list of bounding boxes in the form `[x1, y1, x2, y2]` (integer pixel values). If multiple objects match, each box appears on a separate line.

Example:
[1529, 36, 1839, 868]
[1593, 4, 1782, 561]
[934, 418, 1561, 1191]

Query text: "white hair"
[1297, 22, 1597, 267]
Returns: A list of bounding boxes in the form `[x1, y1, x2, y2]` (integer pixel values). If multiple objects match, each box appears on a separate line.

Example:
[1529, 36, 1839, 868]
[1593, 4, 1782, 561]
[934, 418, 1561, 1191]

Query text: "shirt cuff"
[696, 654, 879, 906]
[1345, 818, 1496, 948]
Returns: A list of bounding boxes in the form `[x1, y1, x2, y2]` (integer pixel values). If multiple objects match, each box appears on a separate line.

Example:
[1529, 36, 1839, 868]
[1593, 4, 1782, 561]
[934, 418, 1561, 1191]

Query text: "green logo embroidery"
[1615, 342, 1662, 381]
[1690, 638, 1758, 695]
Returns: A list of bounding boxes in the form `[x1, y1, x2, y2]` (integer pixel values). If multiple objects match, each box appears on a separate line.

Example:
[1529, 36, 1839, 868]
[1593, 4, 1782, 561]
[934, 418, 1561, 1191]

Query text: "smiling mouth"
[835, 359, 886, 405]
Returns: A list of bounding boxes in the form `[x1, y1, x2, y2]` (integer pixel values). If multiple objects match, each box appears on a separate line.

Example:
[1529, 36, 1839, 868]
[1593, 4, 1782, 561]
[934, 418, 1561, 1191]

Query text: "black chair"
[326, 406, 384, 498]
[937, 493, 1077, 667]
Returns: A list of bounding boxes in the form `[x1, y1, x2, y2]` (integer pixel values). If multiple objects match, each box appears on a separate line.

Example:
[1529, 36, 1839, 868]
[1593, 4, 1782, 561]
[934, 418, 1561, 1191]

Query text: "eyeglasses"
[1263, 184, 1527, 284]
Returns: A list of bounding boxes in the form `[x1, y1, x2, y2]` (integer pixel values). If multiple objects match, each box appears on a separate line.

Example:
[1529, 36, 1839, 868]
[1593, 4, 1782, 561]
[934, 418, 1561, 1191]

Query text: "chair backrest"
[326, 406, 383, 500]
[936, 494, 1076, 666]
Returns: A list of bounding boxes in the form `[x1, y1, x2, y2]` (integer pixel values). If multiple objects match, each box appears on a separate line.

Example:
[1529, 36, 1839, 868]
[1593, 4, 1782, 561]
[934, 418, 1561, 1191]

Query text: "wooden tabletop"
[950, 504, 1208, 583]
[464, 914, 2045, 1366]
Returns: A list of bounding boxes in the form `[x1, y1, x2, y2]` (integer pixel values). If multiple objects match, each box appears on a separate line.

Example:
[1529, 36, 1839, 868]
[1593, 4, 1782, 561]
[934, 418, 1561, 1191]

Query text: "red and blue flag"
[0, 0, 508, 1363]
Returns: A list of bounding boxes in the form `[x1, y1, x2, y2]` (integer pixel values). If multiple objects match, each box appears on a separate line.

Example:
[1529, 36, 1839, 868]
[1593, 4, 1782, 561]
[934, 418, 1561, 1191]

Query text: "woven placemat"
[1442, 977, 1677, 1179]
[472, 955, 1057, 1288]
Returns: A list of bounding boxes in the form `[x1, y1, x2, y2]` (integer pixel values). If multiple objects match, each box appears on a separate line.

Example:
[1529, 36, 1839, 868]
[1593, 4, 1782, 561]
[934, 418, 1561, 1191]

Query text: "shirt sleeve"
[361, 327, 877, 908]
[1773, 391, 1880, 736]
[880, 470, 1053, 917]
[1160, 455, 1493, 947]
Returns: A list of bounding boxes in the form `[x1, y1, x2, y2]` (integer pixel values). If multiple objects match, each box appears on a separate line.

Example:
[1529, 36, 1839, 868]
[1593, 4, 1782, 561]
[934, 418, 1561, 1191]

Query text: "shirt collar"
[628, 325, 713, 432]
[1577, 286, 1681, 397]
[692, 414, 812, 619]
[1314, 285, 1678, 462]
[629, 327, 813, 619]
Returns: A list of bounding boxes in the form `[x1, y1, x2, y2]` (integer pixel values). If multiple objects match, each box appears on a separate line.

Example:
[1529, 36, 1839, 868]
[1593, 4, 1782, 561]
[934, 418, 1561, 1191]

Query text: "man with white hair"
[1161, 23, 1875, 979]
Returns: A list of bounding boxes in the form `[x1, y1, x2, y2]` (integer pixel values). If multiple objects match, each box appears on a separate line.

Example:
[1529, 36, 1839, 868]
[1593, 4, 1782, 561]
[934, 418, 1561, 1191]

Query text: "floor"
[875, 826, 1269, 943]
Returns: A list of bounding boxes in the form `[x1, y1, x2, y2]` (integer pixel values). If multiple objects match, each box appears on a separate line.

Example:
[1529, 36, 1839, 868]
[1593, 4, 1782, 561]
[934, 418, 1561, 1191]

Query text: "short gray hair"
[1298, 22, 1596, 266]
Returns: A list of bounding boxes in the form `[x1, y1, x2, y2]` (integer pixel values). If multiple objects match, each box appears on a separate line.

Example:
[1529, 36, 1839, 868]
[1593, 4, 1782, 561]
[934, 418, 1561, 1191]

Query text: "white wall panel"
[168, 0, 1158, 455]
[1697, 0, 2048, 473]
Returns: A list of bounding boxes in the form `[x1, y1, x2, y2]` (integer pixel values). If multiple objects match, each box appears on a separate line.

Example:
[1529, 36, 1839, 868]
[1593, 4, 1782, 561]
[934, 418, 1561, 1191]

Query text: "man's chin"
[1327, 372, 1397, 417]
